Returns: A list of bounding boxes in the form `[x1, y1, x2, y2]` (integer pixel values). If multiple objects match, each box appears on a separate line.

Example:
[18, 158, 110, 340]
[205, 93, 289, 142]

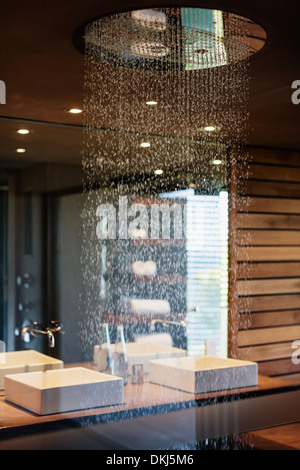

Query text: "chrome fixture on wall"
[17, 301, 31, 313]
[16, 273, 33, 289]
[150, 316, 188, 335]
[15, 320, 64, 348]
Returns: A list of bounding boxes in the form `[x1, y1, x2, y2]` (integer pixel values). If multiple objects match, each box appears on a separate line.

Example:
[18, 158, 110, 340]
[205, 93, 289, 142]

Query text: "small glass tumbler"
[132, 363, 144, 384]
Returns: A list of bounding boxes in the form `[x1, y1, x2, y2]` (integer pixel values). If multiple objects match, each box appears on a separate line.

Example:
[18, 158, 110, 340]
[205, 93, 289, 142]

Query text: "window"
[161, 189, 229, 357]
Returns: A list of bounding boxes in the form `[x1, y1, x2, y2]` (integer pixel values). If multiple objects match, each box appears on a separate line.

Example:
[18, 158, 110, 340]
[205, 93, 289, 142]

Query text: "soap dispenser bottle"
[114, 325, 128, 385]
[96, 323, 114, 375]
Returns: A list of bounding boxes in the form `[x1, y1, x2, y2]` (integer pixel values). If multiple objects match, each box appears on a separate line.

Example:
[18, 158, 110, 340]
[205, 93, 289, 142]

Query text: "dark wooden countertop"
[1, 362, 299, 432]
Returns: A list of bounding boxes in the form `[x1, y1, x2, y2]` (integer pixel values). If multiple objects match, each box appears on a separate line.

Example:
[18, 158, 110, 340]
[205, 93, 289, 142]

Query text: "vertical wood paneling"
[228, 146, 239, 358]
[229, 146, 300, 380]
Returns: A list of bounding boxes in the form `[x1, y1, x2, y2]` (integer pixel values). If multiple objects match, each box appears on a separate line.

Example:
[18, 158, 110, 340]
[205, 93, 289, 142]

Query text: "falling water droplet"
[77, 7, 261, 448]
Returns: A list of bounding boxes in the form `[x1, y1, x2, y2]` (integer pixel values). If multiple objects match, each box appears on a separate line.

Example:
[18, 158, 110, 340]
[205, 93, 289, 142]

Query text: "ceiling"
[0, 0, 300, 174]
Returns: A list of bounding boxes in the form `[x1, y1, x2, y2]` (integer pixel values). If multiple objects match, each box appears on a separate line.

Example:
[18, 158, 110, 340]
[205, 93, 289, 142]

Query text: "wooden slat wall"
[228, 146, 300, 380]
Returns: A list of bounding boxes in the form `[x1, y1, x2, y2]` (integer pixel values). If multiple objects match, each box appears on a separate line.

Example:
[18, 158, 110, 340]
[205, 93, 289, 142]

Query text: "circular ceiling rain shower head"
[75, 7, 266, 71]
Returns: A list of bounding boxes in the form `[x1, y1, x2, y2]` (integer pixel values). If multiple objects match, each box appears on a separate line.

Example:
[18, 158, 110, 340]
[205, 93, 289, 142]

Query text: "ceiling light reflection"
[66, 108, 83, 114]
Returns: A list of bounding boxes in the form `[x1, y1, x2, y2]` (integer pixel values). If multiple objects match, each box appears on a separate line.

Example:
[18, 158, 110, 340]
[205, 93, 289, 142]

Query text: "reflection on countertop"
[1, 361, 299, 431]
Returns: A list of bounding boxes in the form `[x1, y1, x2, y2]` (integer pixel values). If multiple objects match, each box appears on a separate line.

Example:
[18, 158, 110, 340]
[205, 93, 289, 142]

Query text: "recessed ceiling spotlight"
[16, 148, 26, 153]
[17, 129, 30, 135]
[146, 100, 158, 106]
[199, 125, 221, 133]
[212, 159, 222, 165]
[140, 142, 151, 148]
[66, 108, 83, 114]
[154, 169, 163, 175]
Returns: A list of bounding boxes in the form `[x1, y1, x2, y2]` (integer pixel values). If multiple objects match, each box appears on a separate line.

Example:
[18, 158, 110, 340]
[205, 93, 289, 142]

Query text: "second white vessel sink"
[148, 356, 258, 394]
[94, 341, 186, 375]
[0, 350, 63, 391]
[5, 367, 124, 415]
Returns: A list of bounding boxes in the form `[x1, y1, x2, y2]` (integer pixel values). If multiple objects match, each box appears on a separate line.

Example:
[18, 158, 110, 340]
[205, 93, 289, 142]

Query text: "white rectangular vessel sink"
[149, 356, 258, 394]
[0, 350, 63, 391]
[5, 367, 124, 415]
[94, 342, 186, 375]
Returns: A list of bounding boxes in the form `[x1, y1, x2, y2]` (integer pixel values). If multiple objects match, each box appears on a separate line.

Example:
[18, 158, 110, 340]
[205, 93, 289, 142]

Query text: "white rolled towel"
[132, 260, 157, 276]
[143, 260, 157, 276]
[129, 299, 170, 315]
[134, 333, 173, 347]
[131, 261, 145, 276]
[128, 228, 147, 239]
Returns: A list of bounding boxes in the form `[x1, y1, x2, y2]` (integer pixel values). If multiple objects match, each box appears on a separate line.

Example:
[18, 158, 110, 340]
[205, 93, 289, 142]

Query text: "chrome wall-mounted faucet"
[16, 320, 64, 348]
[150, 317, 188, 334]
[16, 273, 33, 289]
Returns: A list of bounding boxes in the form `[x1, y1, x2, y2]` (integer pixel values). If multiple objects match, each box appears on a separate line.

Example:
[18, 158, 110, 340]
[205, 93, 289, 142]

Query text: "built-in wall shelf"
[133, 238, 186, 247]
[102, 313, 185, 325]
[134, 274, 186, 284]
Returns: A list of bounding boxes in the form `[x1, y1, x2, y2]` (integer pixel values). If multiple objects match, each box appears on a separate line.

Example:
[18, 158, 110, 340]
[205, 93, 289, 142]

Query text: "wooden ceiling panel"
[0, 0, 299, 173]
